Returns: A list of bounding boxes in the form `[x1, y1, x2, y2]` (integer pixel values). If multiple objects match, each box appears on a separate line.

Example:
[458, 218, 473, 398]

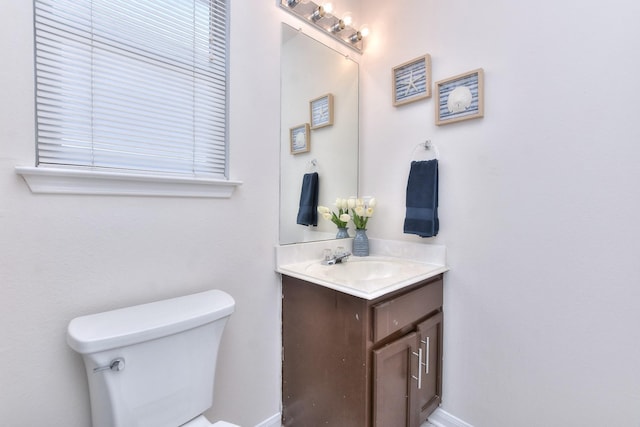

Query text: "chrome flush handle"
[93, 357, 125, 373]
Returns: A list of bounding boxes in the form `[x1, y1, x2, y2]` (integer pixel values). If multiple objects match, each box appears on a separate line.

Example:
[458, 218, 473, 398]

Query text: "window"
[21, 0, 240, 197]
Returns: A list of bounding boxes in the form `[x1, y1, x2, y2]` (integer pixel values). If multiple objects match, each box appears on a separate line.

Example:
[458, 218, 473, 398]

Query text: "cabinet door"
[373, 332, 420, 427]
[416, 312, 443, 421]
[282, 277, 369, 426]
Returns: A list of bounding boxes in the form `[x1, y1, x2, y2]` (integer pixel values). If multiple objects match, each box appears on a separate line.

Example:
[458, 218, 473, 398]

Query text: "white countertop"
[275, 238, 448, 300]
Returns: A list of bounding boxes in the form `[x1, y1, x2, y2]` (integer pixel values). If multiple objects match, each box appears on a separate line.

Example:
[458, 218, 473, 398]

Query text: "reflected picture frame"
[310, 93, 334, 129]
[392, 54, 432, 106]
[290, 123, 310, 154]
[435, 68, 484, 125]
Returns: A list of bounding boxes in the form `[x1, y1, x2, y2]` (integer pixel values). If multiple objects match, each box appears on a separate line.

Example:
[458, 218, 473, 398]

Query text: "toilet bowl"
[67, 289, 238, 427]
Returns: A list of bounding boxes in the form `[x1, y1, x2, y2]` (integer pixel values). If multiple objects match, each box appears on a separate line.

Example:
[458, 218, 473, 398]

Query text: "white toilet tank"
[67, 290, 235, 427]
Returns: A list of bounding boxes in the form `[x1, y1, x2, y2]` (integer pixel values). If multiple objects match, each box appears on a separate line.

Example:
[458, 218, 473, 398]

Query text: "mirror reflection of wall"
[280, 23, 359, 245]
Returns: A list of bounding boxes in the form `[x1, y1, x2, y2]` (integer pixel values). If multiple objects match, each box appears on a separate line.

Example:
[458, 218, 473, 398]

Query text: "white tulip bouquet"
[350, 196, 376, 230]
[317, 197, 376, 230]
[317, 198, 351, 229]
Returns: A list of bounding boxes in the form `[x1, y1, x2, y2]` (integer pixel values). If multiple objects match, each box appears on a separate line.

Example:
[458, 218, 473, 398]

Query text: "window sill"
[15, 166, 242, 198]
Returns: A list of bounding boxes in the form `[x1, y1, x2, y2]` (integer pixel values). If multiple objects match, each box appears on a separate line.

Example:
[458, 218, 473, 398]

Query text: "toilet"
[67, 289, 239, 427]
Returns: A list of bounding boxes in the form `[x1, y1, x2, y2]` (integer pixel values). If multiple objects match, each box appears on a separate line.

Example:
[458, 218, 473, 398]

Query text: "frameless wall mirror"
[279, 23, 359, 245]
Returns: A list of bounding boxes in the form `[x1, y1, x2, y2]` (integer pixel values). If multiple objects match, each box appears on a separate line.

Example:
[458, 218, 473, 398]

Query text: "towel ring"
[306, 159, 318, 172]
[410, 140, 439, 161]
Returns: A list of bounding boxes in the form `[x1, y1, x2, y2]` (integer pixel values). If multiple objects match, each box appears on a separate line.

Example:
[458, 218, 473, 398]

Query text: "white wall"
[4, 0, 640, 426]
[360, 0, 640, 426]
[0, 1, 283, 426]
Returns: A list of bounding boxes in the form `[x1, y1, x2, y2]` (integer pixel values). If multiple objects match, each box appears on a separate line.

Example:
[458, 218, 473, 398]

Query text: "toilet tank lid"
[67, 289, 235, 354]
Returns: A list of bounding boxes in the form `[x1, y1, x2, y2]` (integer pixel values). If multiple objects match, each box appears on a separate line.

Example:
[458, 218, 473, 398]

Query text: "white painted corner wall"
[359, 0, 640, 426]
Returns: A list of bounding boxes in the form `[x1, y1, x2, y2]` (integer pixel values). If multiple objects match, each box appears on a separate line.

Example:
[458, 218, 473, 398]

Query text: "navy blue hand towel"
[404, 159, 439, 237]
[296, 172, 319, 226]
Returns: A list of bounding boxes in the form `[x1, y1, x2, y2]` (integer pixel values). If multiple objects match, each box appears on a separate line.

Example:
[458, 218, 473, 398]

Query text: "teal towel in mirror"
[296, 172, 319, 226]
[404, 160, 439, 237]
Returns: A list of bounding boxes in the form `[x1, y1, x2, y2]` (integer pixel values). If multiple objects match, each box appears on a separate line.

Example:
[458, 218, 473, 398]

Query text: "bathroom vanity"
[277, 240, 447, 427]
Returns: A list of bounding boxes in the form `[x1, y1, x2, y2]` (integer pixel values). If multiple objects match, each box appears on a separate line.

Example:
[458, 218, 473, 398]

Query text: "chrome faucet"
[322, 248, 351, 265]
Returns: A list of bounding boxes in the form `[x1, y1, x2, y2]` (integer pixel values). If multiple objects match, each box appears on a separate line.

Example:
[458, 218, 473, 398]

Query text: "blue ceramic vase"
[336, 227, 349, 239]
[352, 229, 369, 256]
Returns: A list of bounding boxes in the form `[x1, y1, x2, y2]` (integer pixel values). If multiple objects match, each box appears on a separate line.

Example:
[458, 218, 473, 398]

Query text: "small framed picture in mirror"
[310, 93, 334, 129]
[290, 123, 310, 154]
[392, 54, 432, 106]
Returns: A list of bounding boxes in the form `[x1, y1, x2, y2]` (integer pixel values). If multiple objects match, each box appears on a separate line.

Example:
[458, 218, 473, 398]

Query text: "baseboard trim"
[255, 409, 471, 427]
[254, 413, 281, 427]
[428, 408, 474, 427]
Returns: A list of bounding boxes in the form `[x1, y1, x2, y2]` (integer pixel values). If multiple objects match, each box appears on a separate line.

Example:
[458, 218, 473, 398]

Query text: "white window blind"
[33, 0, 229, 178]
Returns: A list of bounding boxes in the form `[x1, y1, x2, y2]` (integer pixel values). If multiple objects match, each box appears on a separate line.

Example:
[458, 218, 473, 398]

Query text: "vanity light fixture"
[349, 31, 362, 43]
[310, 5, 327, 21]
[279, 0, 368, 53]
[330, 19, 345, 33]
[349, 26, 369, 43]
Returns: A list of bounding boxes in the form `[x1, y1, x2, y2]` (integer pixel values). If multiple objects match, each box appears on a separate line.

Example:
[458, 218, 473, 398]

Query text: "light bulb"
[359, 26, 370, 38]
[310, 6, 326, 21]
[342, 13, 353, 26]
[331, 19, 345, 33]
[323, 3, 333, 14]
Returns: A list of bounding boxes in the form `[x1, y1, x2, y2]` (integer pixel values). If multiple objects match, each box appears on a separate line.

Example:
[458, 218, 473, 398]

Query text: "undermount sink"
[279, 255, 447, 299]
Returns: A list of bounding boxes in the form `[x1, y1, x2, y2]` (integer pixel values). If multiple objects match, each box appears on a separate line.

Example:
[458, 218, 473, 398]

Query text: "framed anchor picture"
[392, 54, 432, 106]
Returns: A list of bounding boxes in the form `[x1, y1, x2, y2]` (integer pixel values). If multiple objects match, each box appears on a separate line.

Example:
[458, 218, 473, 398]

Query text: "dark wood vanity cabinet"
[282, 274, 443, 427]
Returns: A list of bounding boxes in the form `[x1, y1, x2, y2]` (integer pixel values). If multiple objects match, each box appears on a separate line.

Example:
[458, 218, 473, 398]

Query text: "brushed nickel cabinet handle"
[411, 348, 423, 389]
[421, 337, 430, 374]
